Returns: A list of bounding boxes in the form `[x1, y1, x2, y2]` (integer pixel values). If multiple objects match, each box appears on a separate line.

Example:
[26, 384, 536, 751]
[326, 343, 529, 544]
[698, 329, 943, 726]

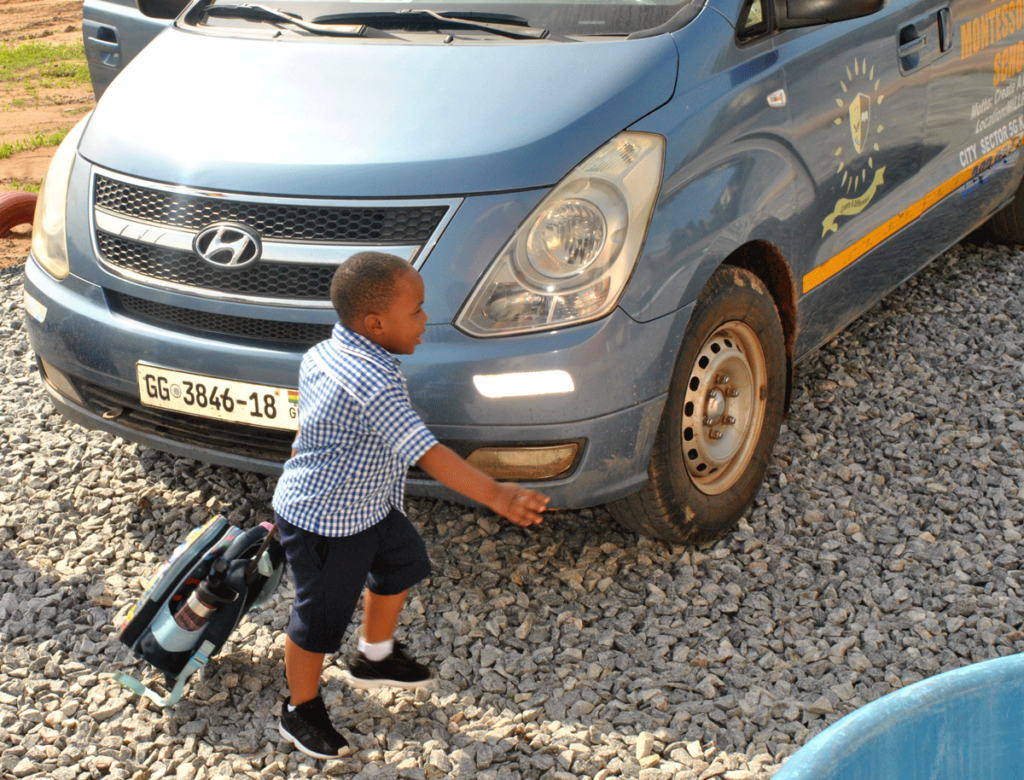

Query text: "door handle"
[939, 8, 953, 52]
[897, 7, 948, 75]
[83, 22, 121, 68]
[899, 36, 928, 58]
[897, 7, 951, 74]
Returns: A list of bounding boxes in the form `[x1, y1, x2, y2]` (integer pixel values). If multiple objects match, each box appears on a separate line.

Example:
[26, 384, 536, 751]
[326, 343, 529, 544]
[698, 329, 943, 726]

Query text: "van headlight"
[456, 132, 664, 337]
[31, 113, 90, 280]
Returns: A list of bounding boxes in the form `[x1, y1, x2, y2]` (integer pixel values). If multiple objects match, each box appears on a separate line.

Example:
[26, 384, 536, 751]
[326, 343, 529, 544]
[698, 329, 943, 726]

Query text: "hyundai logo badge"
[193, 223, 262, 269]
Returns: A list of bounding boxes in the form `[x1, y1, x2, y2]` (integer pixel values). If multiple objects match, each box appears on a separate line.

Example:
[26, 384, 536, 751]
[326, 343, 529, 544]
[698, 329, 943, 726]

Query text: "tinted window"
[195, 0, 704, 36]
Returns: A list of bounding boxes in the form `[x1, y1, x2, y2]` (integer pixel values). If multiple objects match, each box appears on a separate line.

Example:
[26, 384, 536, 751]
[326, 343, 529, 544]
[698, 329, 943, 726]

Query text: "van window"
[737, 0, 769, 41]
[189, 0, 705, 38]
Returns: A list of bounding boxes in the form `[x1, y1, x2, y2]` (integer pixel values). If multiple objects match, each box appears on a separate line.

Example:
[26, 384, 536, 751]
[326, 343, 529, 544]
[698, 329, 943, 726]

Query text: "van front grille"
[108, 292, 334, 348]
[90, 168, 459, 310]
[94, 175, 448, 242]
[97, 233, 336, 301]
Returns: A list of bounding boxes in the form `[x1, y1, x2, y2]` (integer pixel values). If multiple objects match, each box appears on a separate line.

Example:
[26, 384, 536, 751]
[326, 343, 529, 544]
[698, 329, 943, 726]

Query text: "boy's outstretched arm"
[417, 444, 549, 527]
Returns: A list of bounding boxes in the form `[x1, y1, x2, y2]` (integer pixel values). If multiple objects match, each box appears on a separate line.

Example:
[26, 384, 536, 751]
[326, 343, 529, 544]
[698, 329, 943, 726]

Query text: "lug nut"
[723, 416, 736, 425]
[709, 430, 724, 440]
[727, 388, 740, 398]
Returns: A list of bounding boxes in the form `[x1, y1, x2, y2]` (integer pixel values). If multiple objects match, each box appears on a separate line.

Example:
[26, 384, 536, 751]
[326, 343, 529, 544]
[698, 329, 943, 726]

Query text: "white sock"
[358, 637, 393, 662]
[287, 703, 297, 712]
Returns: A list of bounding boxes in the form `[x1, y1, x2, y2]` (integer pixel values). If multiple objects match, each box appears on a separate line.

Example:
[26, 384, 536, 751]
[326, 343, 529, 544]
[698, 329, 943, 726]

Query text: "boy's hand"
[489, 483, 549, 527]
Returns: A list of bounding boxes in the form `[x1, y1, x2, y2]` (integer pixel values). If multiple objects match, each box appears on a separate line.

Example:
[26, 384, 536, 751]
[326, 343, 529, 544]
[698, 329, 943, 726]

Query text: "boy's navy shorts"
[275, 509, 431, 654]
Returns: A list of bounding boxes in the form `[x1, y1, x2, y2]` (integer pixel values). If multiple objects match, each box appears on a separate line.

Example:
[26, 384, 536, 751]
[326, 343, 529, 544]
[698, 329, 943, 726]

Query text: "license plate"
[137, 364, 298, 431]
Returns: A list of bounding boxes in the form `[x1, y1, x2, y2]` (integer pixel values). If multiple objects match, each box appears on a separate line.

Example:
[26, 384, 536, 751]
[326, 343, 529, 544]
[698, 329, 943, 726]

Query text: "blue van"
[25, 0, 1024, 543]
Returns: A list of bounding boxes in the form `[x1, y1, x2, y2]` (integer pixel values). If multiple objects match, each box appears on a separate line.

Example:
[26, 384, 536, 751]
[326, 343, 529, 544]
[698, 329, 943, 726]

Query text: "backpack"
[115, 515, 285, 707]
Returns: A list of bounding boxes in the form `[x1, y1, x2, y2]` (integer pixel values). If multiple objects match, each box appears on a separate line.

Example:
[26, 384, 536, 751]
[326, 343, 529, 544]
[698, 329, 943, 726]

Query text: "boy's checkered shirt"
[272, 324, 438, 537]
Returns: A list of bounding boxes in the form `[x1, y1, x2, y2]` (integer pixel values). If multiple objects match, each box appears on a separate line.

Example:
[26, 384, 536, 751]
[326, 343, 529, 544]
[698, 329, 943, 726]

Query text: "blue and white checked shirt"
[272, 324, 438, 537]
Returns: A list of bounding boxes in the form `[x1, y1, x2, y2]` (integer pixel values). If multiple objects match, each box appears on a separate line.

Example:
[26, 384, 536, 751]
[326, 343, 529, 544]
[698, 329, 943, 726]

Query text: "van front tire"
[609, 266, 786, 545]
[983, 174, 1024, 243]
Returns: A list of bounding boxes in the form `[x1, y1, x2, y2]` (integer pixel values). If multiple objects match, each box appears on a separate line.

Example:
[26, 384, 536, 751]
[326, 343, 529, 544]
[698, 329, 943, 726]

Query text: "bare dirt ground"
[0, 0, 93, 267]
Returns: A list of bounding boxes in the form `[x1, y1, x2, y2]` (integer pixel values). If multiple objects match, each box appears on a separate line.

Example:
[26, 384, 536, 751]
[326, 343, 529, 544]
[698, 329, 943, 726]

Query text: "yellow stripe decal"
[802, 134, 1024, 294]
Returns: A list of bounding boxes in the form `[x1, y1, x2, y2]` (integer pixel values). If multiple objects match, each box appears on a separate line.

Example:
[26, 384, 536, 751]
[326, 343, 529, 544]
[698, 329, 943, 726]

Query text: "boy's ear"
[363, 311, 385, 335]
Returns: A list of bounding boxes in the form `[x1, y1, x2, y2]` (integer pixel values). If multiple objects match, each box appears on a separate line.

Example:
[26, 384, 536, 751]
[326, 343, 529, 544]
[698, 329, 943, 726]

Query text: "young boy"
[273, 251, 550, 759]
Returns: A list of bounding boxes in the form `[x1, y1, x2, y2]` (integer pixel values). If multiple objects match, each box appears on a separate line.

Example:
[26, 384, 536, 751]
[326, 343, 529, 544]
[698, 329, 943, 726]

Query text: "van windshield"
[195, 0, 703, 37]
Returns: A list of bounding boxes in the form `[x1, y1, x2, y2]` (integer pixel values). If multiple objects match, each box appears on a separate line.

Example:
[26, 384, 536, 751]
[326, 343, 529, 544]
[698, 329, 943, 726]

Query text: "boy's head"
[331, 252, 427, 355]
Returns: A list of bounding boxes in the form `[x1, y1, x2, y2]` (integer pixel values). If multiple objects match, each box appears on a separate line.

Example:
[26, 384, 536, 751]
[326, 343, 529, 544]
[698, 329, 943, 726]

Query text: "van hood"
[79, 30, 678, 197]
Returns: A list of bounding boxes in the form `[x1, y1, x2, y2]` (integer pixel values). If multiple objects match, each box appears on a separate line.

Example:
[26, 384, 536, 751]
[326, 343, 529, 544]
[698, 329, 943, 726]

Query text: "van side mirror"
[137, 0, 191, 19]
[776, 0, 886, 29]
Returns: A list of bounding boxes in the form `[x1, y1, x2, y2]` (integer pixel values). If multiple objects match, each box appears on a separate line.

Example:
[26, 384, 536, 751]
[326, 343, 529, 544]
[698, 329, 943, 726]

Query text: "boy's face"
[368, 268, 428, 355]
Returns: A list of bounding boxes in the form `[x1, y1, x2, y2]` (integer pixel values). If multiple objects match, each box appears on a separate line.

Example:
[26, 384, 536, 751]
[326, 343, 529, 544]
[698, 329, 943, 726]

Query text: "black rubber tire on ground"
[984, 178, 1024, 243]
[0, 191, 39, 238]
[609, 265, 787, 545]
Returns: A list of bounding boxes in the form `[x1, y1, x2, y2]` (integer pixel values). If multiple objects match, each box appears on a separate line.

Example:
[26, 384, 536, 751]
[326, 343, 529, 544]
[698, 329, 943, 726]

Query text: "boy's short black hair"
[330, 252, 414, 327]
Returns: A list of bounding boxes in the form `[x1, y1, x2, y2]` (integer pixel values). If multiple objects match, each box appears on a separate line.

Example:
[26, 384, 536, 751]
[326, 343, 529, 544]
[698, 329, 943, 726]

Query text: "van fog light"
[23, 289, 47, 323]
[39, 358, 84, 404]
[467, 444, 579, 481]
[473, 370, 575, 399]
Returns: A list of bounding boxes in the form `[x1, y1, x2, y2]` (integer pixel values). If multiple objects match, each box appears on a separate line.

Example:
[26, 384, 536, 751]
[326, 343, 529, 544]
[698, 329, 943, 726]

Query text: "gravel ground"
[1, 238, 1023, 780]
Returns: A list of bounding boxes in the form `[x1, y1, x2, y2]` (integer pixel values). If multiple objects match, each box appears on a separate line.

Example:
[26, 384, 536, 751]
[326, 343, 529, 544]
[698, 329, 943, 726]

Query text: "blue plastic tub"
[772, 654, 1024, 780]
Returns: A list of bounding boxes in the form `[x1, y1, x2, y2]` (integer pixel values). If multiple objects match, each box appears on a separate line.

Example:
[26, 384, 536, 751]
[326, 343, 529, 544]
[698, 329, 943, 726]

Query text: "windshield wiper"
[203, 3, 395, 37]
[312, 9, 549, 39]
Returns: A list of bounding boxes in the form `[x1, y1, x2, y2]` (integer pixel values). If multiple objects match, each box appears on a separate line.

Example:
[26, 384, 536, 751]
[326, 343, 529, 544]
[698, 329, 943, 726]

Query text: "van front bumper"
[24, 258, 694, 508]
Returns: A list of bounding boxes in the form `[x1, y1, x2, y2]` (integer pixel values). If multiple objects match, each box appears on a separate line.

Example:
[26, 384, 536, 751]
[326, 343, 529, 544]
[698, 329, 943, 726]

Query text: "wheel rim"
[680, 321, 768, 496]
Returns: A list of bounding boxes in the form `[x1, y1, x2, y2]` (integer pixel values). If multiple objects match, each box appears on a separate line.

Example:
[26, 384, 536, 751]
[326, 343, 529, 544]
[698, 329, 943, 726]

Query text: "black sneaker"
[342, 641, 433, 690]
[278, 696, 350, 759]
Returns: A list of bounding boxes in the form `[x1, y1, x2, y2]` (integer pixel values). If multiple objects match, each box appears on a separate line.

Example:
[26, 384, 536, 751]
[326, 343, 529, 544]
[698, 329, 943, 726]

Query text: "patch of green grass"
[0, 42, 91, 91]
[0, 128, 70, 160]
[1, 97, 29, 112]
[3, 180, 41, 193]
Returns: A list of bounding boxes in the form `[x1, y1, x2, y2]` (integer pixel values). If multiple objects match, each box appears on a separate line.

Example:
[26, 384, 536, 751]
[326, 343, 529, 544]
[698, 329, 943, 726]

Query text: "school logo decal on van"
[849, 93, 871, 154]
[823, 59, 887, 236]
